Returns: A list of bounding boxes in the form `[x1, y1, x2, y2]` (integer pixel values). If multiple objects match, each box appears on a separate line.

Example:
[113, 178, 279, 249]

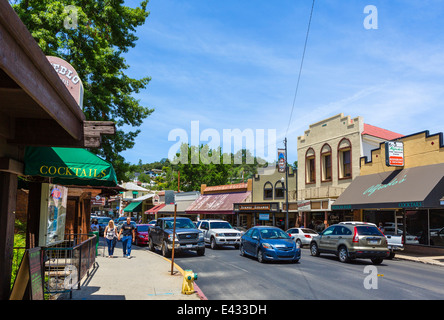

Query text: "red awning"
[185, 192, 251, 215]
[144, 203, 166, 214]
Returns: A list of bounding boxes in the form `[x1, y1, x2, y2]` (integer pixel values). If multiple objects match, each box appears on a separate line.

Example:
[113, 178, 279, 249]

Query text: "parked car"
[234, 226, 247, 235]
[147, 220, 156, 227]
[197, 219, 242, 249]
[310, 223, 389, 264]
[96, 217, 112, 236]
[240, 226, 301, 263]
[148, 217, 205, 257]
[286, 228, 318, 248]
[134, 224, 150, 246]
[114, 216, 136, 225]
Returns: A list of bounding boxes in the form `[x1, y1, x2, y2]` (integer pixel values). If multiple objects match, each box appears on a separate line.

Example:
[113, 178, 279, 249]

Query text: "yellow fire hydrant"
[182, 269, 198, 295]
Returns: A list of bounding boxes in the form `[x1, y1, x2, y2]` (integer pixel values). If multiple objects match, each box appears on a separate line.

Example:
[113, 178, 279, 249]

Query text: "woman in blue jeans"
[104, 220, 117, 258]
[117, 217, 136, 258]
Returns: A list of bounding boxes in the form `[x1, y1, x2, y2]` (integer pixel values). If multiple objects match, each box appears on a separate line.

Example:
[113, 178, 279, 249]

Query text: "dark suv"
[310, 223, 389, 264]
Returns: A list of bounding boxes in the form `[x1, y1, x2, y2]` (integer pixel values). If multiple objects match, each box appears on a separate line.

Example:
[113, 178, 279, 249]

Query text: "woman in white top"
[104, 220, 118, 258]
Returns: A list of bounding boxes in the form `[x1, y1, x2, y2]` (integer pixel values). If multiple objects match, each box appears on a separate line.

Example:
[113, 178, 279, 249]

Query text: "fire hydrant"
[182, 269, 198, 295]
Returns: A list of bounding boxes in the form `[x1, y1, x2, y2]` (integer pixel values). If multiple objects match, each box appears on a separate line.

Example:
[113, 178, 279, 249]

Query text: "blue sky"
[120, 0, 444, 165]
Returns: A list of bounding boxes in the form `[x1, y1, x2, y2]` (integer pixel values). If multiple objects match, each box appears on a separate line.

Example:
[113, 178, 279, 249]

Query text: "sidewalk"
[395, 253, 444, 267]
[65, 238, 206, 300]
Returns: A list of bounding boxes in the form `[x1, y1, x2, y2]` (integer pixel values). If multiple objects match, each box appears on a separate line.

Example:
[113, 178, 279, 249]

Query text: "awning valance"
[24, 147, 117, 187]
[186, 192, 251, 215]
[332, 163, 444, 210]
[124, 201, 142, 213]
[144, 203, 165, 215]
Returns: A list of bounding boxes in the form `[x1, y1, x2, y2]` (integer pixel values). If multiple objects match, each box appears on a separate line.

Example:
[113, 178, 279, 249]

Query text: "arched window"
[274, 181, 284, 199]
[321, 144, 332, 182]
[305, 148, 316, 184]
[338, 138, 352, 179]
[263, 182, 273, 199]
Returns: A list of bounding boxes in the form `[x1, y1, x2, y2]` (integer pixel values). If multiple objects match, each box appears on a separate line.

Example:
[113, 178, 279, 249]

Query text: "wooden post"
[0, 171, 18, 300]
[171, 203, 177, 275]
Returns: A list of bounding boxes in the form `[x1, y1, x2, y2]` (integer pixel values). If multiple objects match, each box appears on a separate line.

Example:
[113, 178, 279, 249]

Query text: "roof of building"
[119, 182, 149, 192]
[362, 123, 403, 141]
[203, 182, 248, 193]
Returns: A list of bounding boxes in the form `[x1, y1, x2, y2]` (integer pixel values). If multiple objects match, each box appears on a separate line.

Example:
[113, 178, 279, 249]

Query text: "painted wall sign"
[238, 204, 271, 211]
[46, 56, 84, 109]
[385, 141, 404, 167]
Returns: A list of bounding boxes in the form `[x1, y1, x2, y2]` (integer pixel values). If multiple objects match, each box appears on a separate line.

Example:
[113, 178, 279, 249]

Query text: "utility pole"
[285, 137, 289, 230]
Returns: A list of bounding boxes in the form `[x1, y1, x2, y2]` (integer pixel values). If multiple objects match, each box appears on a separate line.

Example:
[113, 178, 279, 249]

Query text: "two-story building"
[297, 113, 403, 231]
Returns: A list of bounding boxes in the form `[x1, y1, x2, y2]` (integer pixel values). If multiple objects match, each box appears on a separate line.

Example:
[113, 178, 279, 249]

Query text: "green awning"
[123, 201, 142, 213]
[24, 147, 118, 187]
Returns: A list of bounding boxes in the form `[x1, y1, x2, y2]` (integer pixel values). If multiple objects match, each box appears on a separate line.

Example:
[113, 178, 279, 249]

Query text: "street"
[171, 246, 444, 300]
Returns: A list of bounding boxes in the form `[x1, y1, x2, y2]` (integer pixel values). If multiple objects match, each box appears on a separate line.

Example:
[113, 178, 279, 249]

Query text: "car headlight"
[198, 233, 204, 240]
[262, 243, 274, 249]
[168, 234, 179, 241]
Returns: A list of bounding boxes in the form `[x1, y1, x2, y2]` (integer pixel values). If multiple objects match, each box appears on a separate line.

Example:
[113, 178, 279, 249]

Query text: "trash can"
[89, 231, 99, 256]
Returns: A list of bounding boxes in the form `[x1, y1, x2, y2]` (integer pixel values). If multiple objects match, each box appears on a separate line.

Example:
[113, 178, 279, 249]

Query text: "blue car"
[240, 226, 301, 263]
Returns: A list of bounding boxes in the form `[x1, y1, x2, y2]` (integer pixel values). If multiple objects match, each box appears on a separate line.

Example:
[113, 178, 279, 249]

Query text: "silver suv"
[197, 219, 242, 249]
[310, 222, 389, 264]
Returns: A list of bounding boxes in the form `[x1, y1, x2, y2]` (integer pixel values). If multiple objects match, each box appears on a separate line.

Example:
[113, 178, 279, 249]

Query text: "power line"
[285, 0, 315, 138]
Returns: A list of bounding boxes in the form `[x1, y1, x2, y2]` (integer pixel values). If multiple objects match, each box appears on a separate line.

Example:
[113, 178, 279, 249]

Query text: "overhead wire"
[285, 0, 316, 139]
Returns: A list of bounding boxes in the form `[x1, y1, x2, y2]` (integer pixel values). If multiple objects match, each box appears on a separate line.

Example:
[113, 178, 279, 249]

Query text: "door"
[200, 221, 210, 243]
[319, 226, 335, 251]
[250, 229, 260, 256]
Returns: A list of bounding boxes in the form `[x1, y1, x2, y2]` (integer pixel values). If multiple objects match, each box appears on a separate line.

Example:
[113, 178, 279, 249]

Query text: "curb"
[161, 255, 208, 300]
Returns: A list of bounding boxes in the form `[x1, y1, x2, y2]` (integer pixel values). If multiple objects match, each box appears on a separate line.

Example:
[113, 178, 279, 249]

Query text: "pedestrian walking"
[118, 217, 135, 258]
[104, 220, 118, 258]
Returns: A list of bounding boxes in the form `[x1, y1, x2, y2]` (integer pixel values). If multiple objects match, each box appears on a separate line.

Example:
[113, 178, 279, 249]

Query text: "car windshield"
[260, 228, 290, 239]
[356, 226, 384, 236]
[137, 225, 149, 232]
[164, 219, 196, 229]
[210, 222, 232, 229]
[97, 218, 111, 224]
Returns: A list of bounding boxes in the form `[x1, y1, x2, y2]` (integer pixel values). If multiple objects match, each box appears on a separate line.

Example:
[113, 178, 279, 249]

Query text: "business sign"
[238, 204, 271, 211]
[278, 149, 286, 173]
[259, 213, 270, 221]
[47, 56, 84, 109]
[385, 141, 404, 167]
[297, 200, 311, 211]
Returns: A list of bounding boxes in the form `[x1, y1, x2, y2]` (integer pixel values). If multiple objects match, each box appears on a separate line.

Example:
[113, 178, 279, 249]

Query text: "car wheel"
[296, 239, 302, 248]
[387, 252, 395, 259]
[148, 238, 155, 251]
[338, 246, 350, 263]
[162, 241, 171, 258]
[257, 249, 265, 263]
[210, 237, 218, 250]
[197, 248, 205, 256]
[310, 242, 320, 257]
[371, 258, 383, 265]
[240, 244, 245, 256]
[293, 258, 300, 264]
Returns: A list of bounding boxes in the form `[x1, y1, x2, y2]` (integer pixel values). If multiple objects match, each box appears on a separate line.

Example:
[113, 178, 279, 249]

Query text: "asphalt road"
[172, 246, 444, 300]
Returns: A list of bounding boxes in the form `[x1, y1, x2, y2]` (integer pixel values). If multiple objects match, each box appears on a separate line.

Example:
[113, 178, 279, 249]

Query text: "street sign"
[385, 141, 404, 167]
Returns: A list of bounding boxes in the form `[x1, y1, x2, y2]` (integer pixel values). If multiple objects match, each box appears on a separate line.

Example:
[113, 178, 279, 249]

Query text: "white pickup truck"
[339, 222, 403, 259]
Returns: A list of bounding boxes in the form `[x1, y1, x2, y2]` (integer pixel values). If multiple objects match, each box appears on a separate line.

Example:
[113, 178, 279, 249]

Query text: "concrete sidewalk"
[64, 238, 206, 300]
[395, 253, 444, 267]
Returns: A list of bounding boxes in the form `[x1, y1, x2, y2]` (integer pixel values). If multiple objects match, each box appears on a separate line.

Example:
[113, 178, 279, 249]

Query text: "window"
[305, 148, 316, 184]
[264, 182, 273, 199]
[321, 144, 332, 182]
[338, 138, 352, 179]
[274, 181, 284, 199]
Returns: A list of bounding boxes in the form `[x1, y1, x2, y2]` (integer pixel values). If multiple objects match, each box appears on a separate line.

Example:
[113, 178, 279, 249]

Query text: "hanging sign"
[385, 141, 404, 167]
[278, 149, 286, 173]
[46, 56, 84, 109]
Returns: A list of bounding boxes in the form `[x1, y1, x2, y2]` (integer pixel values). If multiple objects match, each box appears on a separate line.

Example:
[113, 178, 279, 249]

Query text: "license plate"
[186, 244, 193, 248]
[368, 240, 379, 244]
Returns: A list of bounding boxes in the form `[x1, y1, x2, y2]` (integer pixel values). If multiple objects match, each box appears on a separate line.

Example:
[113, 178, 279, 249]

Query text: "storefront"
[332, 162, 444, 247]
[233, 202, 280, 228]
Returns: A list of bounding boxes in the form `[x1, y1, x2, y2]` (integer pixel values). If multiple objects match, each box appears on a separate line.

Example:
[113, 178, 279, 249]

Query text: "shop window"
[274, 181, 284, 199]
[338, 138, 352, 179]
[321, 144, 332, 182]
[263, 182, 273, 200]
[305, 148, 315, 184]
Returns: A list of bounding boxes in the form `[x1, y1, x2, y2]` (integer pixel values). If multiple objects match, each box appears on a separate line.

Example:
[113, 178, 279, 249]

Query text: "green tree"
[12, 0, 153, 181]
